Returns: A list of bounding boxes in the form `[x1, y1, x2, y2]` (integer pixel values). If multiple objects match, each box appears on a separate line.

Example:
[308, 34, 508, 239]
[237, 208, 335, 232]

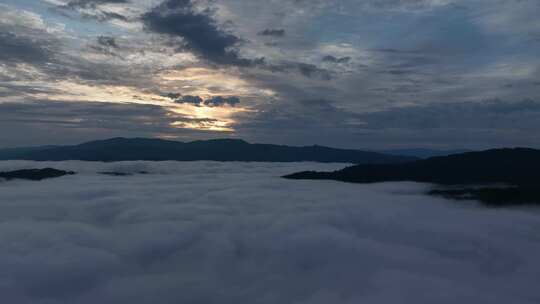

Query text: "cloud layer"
[0, 161, 539, 303]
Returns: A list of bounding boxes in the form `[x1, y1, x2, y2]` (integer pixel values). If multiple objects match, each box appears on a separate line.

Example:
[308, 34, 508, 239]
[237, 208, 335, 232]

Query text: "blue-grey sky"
[1, 0, 539, 149]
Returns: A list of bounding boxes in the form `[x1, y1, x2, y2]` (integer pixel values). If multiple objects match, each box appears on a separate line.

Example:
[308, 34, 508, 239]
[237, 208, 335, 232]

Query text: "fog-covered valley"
[0, 161, 539, 303]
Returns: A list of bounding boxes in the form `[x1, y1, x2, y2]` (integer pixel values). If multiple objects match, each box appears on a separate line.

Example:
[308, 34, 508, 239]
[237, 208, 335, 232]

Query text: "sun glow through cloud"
[1, 64, 265, 133]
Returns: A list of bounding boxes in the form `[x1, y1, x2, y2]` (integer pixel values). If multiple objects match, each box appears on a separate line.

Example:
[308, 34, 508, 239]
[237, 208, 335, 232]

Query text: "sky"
[1, 0, 540, 149]
[1, 160, 539, 303]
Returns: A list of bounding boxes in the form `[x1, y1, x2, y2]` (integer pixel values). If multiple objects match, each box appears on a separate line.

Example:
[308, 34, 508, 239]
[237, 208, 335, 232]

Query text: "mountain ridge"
[377, 148, 472, 159]
[283, 148, 540, 206]
[284, 147, 540, 185]
[0, 137, 417, 164]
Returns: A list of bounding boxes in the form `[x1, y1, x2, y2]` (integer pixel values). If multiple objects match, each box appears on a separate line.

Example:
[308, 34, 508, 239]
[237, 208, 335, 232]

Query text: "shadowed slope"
[0, 168, 75, 181]
[285, 148, 540, 185]
[284, 148, 540, 206]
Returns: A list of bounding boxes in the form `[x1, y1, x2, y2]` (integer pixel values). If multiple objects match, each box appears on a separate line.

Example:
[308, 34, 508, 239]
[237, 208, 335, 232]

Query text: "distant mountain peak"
[0, 137, 415, 163]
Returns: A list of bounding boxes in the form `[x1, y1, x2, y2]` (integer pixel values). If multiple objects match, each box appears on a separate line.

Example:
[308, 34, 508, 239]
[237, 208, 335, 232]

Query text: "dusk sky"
[1, 0, 540, 149]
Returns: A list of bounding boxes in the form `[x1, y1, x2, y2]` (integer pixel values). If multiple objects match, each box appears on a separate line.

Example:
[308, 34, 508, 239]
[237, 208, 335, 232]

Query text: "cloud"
[142, 0, 255, 66]
[258, 29, 286, 37]
[178, 95, 203, 105]
[0, 7, 61, 66]
[97, 36, 118, 48]
[266, 62, 332, 80]
[0, 161, 538, 303]
[0, 32, 55, 65]
[231, 98, 367, 147]
[204, 96, 240, 107]
[0, 6, 132, 84]
[0, 5, 55, 33]
[232, 96, 540, 149]
[0, 28, 163, 89]
[471, 0, 540, 36]
[357, 99, 540, 130]
[0, 100, 223, 148]
[49, 0, 132, 22]
[89, 36, 122, 58]
[161, 93, 240, 107]
[81, 10, 129, 22]
[2, 0, 540, 149]
[296, 63, 330, 79]
[322, 55, 351, 64]
[339, 99, 540, 148]
[163, 92, 182, 100]
[359, 0, 455, 11]
[64, 0, 130, 9]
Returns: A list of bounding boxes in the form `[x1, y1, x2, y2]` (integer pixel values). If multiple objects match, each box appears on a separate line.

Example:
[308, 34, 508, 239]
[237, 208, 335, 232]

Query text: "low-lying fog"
[0, 161, 539, 303]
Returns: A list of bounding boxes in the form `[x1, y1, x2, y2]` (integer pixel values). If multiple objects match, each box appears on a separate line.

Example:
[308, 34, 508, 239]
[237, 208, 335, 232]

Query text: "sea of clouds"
[0, 161, 539, 304]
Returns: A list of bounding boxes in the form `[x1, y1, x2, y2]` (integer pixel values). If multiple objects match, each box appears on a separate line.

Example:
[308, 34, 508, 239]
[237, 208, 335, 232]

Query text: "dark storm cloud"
[258, 29, 286, 37]
[179, 95, 203, 105]
[142, 0, 255, 66]
[297, 63, 327, 78]
[163, 92, 182, 100]
[322, 55, 351, 64]
[86, 11, 129, 22]
[297, 63, 332, 80]
[0, 32, 54, 65]
[97, 36, 118, 48]
[162, 93, 239, 107]
[204, 96, 240, 107]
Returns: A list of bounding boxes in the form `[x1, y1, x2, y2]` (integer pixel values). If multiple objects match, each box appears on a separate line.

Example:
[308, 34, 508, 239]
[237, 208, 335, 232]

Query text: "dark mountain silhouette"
[378, 148, 472, 159]
[0, 138, 416, 164]
[0, 168, 75, 181]
[284, 148, 540, 185]
[428, 186, 540, 207]
[284, 148, 540, 206]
